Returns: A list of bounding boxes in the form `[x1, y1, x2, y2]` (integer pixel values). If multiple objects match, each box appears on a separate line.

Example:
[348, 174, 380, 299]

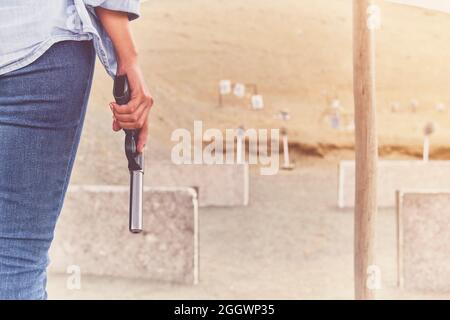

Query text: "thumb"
[137, 120, 148, 153]
[112, 119, 121, 132]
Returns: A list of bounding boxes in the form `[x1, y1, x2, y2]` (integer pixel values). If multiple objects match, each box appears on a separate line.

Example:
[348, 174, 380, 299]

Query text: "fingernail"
[109, 103, 114, 111]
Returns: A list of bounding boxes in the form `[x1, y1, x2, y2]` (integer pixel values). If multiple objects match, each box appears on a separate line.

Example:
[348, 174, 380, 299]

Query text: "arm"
[96, 7, 153, 153]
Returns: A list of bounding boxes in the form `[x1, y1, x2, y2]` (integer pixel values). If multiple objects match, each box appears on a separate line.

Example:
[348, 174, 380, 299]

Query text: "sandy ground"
[47, 160, 449, 300]
[43, 0, 450, 299]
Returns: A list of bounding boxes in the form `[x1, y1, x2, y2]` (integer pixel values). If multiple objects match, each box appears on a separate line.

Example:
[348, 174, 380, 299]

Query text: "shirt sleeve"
[83, 0, 140, 21]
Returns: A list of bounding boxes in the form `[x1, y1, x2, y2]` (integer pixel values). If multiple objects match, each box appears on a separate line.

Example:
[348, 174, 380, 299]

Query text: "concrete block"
[338, 160, 450, 208]
[397, 190, 450, 291]
[49, 185, 199, 285]
[147, 162, 249, 207]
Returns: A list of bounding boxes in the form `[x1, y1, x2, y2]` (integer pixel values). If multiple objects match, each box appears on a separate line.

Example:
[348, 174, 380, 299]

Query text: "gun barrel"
[129, 169, 144, 233]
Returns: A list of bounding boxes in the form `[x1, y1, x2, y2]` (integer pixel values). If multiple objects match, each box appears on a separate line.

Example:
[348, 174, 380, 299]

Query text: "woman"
[0, 0, 153, 299]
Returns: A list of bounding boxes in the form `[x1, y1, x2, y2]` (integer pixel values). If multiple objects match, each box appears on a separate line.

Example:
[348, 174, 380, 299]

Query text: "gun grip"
[113, 74, 131, 105]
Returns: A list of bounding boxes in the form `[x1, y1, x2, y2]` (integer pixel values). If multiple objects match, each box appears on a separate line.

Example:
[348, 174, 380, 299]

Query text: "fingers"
[109, 109, 148, 153]
[111, 101, 148, 124]
[112, 94, 153, 114]
[110, 94, 153, 130]
[111, 99, 139, 115]
[113, 104, 150, 130]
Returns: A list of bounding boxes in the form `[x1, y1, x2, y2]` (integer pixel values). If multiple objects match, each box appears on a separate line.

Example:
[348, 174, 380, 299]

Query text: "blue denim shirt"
[0, 0, 140, 77]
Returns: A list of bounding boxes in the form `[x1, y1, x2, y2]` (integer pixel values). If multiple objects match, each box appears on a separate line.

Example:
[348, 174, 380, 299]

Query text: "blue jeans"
[0, 40, 95, 299]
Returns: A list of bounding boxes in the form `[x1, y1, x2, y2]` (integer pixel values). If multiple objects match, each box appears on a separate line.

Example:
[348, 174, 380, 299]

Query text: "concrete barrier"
[49, 185, 199, 285]
[147, 162, 249, 207]
[338, 160, 450, 208]
[396, 190, 450, 291]
[397, 189, 450, 292]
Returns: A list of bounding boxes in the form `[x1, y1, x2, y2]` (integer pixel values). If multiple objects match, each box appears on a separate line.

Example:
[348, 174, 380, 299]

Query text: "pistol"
[113, 74, 144, 233]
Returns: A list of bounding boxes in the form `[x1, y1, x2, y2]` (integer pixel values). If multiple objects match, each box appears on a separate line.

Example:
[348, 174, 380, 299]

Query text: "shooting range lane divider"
[338, 160, 450, 208]
[147, 162, 250, 207]
[49, 186, 199, 285]
[396, 189, 450, 291]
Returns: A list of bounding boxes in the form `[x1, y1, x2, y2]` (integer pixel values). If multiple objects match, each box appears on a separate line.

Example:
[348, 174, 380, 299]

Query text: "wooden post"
[353, 0, 378, 300]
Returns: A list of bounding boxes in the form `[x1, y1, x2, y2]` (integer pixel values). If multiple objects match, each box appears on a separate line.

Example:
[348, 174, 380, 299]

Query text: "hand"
[109, 62, 153, 153]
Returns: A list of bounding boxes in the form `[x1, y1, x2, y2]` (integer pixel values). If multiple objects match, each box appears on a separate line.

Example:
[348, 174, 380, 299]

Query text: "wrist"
[117, 51, 139, 75]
